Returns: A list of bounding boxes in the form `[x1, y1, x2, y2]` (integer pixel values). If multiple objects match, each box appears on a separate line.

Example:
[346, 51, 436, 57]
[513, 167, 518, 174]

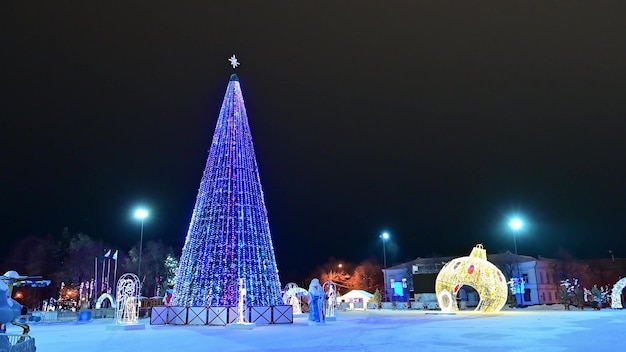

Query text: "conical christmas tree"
[172, 73, 283, 307]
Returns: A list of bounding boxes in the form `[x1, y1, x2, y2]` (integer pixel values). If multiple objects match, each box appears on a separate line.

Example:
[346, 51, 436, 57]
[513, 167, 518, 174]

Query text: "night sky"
[2, 2, 625, 282]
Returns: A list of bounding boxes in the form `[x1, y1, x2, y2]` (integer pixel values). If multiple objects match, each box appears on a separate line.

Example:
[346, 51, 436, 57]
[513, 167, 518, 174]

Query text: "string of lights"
[172, 74, 282, 307]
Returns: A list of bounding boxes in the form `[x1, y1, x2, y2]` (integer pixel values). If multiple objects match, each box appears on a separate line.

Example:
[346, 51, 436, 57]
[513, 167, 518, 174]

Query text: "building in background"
[380, 251, 606, 307]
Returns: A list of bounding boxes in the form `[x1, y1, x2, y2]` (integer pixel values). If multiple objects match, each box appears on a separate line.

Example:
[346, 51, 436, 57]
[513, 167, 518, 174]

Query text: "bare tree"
[1, 234, 61, 309]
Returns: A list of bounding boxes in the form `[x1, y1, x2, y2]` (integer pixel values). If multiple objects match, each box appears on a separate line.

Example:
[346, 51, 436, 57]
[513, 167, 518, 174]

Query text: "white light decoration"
[282, 283, 307, 314]
[226, 277, 255, 329]
[435, 244, 508, 313]
[237, 278, 247, 323]
[323, 281, 337, 318]
[611, 278, 625, 309]
[116, 273, 141, 325]
[229, 54, 240, 69]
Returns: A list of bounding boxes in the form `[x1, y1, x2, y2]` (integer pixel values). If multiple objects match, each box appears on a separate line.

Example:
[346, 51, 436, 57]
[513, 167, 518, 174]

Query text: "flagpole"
[101, 256, 106, 293]
[113, 250, 119, 291]
[107, 257, 111, 292]
[94, 257, 97, 302]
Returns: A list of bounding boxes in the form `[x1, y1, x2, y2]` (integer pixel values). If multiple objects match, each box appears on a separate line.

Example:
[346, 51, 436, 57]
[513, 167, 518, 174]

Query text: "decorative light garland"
[172, 74, 283, 307]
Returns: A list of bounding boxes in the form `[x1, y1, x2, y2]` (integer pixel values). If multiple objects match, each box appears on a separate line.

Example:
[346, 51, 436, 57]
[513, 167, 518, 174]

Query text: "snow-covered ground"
[4, 307, 625, 352]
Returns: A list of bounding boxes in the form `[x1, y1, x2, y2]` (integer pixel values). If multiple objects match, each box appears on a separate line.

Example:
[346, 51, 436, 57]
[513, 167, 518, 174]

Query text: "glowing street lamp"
[508, 217, 523, 307]
[134, 208, 149, 279]
[381, 232, 390, 268]
[508, 217, 523, 276]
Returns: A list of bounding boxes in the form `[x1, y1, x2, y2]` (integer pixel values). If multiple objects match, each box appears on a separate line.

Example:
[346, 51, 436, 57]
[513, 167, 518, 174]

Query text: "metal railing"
[0, 333, 36, 352]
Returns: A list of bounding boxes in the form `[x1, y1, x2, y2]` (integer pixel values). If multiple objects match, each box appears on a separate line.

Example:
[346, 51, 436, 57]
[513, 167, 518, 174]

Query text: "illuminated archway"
[611, 277, 626, 309]
[96, 293, 116, 309]
[435, 244, 508, 313]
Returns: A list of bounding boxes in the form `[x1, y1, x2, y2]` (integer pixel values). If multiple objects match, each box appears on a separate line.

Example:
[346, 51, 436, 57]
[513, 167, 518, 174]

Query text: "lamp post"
[380, 232, 390, 268]
[327, 263, 343, 295]
[508, 217, 523, 307]
[134, 208, 149, 279]
[381, 232, 390, 302]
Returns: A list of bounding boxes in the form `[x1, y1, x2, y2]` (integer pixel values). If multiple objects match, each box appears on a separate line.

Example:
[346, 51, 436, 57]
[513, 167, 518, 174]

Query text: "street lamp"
[508, 217, 523, 307]
[508, 218, 523, 276]
[134, 208, 149, 278]
[380, 232, 390, 302]
[380, 232, 390, 268]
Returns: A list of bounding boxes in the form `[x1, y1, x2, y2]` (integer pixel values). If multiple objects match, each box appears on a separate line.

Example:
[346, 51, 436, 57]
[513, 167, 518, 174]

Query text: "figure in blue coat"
[308, 278, 326, 323]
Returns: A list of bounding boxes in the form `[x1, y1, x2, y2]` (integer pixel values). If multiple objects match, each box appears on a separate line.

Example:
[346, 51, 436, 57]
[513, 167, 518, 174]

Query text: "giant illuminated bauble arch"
[611, 277, 626, 309]
[435, 244, 508, 313]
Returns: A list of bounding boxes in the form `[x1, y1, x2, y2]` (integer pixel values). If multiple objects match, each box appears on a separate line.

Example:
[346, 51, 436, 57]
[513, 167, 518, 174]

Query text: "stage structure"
[435, 244, 508, 313]
[172, 58, 283, 311]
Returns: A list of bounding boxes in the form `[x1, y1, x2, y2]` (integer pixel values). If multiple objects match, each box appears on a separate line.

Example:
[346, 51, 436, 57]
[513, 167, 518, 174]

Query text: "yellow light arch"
[435, 244, 508, 313]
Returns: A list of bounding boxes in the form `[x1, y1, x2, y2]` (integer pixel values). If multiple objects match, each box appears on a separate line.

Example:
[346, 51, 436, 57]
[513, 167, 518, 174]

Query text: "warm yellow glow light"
[435, 244, 508, 313]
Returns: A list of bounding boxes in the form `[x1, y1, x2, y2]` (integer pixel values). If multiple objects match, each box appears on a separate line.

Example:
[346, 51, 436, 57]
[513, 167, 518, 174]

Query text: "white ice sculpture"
[225, 278, 255, 329]
[116, 273, 141, 325]
[323, 281, 337, 318]
[611, 277, 626, 309]
[237, 278, 247, 324]
[282, 283, 307, 314]
[95, 293, 116, 309]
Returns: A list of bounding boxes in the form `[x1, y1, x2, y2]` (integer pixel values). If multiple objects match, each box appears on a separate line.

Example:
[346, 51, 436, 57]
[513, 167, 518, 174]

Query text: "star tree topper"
[229, 54, 240, 69]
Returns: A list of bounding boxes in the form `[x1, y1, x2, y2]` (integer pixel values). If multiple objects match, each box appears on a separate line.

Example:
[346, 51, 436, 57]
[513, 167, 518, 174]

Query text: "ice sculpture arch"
[611, 277, 626, 309]
[435, 244, 508, 313]
[95, 293, 116, 309]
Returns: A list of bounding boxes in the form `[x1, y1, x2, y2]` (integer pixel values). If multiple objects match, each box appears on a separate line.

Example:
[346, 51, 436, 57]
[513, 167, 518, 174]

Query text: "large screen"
[412, 273, 438, 293]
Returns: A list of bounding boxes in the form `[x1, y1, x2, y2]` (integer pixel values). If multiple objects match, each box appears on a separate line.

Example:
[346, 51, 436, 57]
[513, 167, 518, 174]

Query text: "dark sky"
[2, 2, 625, 283]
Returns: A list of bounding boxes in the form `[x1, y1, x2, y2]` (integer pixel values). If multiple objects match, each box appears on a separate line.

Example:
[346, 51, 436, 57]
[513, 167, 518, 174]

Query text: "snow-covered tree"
[372, 289, 382, 309]
[559, 278, 580, 310]
[164, 253, 179, 288]
[584, 284, 611, 310]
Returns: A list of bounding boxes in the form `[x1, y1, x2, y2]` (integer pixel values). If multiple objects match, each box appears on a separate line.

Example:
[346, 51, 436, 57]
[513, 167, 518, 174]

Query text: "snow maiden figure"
[308, 278, 326, 323]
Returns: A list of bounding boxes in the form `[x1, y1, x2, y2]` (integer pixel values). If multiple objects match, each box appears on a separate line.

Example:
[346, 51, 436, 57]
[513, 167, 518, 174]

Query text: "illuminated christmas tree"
[172, 68, 282, 307]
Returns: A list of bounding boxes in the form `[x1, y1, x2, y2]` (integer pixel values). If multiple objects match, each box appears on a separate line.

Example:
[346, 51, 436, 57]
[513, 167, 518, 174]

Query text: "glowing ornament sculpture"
[172, 71, 283, 307]
[435, 244, 508, 313]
